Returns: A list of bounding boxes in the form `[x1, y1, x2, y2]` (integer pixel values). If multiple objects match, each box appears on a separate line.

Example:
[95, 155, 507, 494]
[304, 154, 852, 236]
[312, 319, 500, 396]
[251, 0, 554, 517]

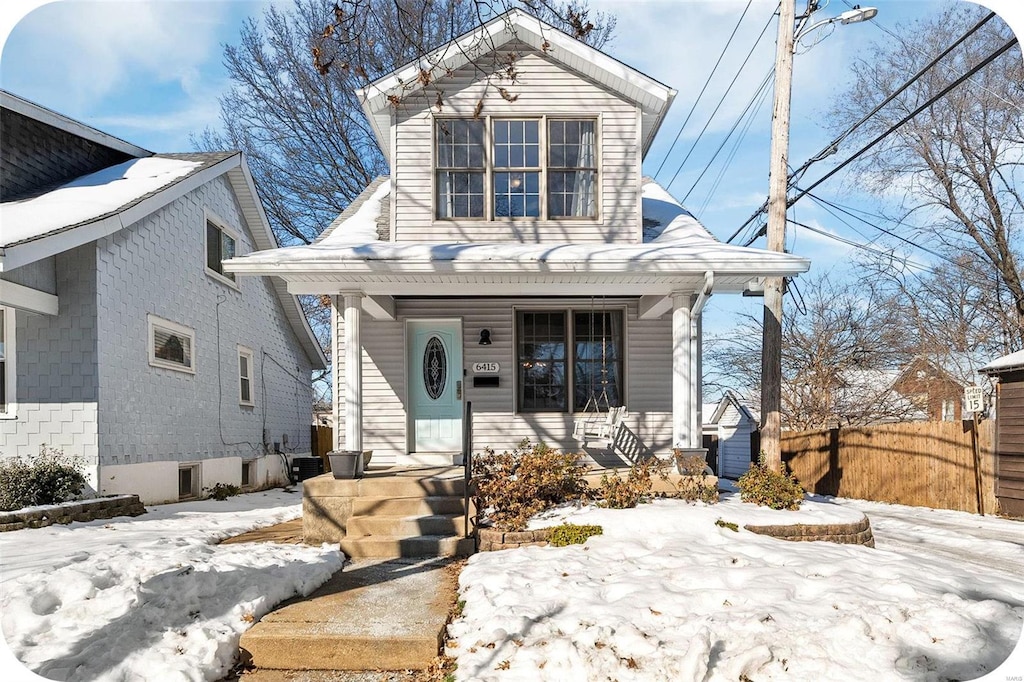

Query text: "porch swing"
[572, 298, 626, 448]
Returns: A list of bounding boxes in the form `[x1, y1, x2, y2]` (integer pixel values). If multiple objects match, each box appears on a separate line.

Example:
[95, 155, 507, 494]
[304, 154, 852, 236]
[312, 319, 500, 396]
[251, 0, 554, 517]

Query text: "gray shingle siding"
[0, 245, 100, 467]
[0, 108, 135, 201]
[94, 175, 314, 468]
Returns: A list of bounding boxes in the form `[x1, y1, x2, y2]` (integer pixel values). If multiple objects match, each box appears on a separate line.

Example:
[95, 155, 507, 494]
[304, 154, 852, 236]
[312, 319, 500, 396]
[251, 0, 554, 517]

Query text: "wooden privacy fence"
[311, 425, 333, 462]
[781, 420, 996, 514]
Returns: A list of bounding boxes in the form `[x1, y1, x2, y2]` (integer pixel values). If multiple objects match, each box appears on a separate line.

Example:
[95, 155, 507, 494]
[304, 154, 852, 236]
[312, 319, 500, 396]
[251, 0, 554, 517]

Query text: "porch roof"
[223, 178, 810, 296]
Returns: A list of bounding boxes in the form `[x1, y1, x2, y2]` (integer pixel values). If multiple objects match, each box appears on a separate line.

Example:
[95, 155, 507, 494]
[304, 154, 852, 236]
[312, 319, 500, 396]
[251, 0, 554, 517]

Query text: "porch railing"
[462, 400, 473, 539]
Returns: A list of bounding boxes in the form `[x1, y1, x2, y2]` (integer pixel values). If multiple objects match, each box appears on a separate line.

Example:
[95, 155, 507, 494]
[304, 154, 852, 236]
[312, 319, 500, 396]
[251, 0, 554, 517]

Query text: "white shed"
[703, 393, 758, 480]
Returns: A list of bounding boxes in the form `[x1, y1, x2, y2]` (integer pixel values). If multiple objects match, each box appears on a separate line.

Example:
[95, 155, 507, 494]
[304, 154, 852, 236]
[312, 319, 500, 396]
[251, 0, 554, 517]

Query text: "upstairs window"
[435, 118, 597, 220]
[206, 217, 237, 283]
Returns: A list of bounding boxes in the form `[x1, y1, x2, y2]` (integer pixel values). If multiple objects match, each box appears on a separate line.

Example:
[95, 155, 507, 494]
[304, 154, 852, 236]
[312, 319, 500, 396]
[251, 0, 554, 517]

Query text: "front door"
[408, 320, 463, 452]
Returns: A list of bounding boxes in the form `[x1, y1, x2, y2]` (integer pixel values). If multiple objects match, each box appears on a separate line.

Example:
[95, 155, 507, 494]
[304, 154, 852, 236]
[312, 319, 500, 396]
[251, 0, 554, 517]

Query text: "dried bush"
[736, 454, 805, 510]
[472, 439, 590, 531]
[204, 483, 242, 501]
[548, 523, 603, 547]
[597, 458, 662, 509]
[0, 445, 87, 511]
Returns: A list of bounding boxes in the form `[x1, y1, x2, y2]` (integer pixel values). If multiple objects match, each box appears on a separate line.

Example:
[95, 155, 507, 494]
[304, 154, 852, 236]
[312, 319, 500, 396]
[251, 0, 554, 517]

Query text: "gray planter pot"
[328, 451, 362, 479]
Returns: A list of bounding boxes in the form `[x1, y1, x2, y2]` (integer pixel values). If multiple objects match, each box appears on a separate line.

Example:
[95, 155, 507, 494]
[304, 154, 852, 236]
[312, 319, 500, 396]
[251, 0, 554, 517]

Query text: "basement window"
[179, 464, 200, 499]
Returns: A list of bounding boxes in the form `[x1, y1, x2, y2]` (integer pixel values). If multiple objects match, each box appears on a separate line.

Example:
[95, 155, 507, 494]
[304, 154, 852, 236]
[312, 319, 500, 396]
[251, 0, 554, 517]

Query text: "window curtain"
[572, 123, 596, 216]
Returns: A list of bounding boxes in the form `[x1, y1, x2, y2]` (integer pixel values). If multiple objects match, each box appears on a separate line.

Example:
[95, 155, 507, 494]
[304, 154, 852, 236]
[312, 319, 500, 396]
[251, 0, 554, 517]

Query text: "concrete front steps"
[303, 467, 476, 559]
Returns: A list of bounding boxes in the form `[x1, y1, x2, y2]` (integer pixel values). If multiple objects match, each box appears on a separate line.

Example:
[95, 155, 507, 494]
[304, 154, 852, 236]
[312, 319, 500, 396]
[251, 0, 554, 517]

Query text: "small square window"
[238, 345, 255, 406]
[179, 464, 199, 499]
[241, 460, 256, 488]
[148, 314, 195, 373]
[206, 216, 238, 283]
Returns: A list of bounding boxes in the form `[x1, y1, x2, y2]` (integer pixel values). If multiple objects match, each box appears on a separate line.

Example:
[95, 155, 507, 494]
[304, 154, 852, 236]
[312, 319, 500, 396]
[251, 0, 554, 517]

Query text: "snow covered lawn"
[448, 494, 1024, 681]
[0, 487, 342, 682]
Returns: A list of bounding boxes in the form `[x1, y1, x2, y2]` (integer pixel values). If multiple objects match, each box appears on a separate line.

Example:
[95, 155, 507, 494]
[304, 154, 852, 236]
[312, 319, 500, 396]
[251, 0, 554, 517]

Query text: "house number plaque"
[472, 362, 500, 374]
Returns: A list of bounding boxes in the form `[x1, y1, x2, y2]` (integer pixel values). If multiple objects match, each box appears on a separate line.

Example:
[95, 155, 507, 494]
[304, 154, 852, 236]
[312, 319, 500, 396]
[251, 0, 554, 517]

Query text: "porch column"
[672, 293, 698, 449]
[343, 293, 363, 453]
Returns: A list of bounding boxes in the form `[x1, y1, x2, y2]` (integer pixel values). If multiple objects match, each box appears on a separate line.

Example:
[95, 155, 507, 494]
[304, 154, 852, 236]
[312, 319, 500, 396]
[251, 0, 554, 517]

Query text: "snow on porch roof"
[224, 178, 810, 286]
[982, 350, 1024, 375]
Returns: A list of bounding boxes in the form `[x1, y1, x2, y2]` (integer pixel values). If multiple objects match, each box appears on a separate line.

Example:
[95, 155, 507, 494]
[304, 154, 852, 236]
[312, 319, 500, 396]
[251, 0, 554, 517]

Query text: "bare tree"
[707, 272, 914, 429]
[828, 4, 1024, 348]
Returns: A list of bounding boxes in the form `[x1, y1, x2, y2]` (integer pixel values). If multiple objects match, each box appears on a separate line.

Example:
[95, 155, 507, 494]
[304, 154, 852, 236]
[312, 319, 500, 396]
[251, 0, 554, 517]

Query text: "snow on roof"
[226, 178, 810, 278]
[1, 156, 202, 247]
[982, 349, 1024, 374]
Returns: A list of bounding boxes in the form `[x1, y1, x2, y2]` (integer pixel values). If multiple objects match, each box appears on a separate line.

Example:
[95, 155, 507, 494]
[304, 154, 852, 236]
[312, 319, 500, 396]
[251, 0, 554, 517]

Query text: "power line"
[787, 11, 997, 188]
[787, 218, 930, 270]
[728, 10, 1003, 244]
[663, 6, 777, 191]
[842, 0, 1023, 113]
[743, 34, 1020, 246]
[681, 67, 774, 204]
[652, 0, 756, 179]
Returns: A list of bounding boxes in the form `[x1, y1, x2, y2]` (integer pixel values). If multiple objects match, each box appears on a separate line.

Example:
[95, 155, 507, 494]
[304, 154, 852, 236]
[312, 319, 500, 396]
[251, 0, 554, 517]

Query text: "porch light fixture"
[479, 329, 492, 345]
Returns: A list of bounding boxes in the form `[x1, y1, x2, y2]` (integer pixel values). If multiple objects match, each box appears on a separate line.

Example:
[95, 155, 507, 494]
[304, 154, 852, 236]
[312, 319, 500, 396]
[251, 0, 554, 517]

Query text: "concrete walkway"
[239, 557, 458, 673]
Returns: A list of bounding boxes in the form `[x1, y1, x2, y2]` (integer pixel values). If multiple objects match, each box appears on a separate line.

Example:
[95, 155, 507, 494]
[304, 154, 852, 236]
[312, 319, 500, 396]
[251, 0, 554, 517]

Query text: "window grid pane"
[573, 311, 623, 411]
[436, 120, 485, 169]
[437, 171, 485, 218]
[517, 311, 567, 411]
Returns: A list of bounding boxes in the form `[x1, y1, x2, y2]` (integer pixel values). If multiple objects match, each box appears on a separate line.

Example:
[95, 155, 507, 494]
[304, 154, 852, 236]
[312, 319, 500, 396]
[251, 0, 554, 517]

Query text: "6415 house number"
[472, 362, 500, 374]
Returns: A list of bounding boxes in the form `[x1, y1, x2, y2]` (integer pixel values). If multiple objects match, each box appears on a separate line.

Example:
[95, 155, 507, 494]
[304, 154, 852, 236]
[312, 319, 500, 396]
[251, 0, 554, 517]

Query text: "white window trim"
[433, 115, 600, 222]
[148, 314, 196, 374]
[204, 209, 241, 290]
[511, 303, 628, 415]
[238, 345, 255, 406]
[0, 306, 16, 420]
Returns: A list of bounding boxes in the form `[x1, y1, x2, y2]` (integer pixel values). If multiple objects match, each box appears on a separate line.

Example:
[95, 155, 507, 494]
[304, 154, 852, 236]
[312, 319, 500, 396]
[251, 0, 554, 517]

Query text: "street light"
[760, 0, 876, 472]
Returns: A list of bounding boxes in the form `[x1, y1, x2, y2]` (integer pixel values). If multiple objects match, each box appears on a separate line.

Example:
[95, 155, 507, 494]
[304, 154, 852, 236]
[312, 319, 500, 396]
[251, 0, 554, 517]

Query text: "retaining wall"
[0, 495, 146, 531]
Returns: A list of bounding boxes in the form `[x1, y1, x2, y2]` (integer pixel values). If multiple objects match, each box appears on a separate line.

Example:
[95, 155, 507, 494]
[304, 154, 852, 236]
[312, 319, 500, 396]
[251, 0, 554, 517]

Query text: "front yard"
[0, 485, 1021, 681]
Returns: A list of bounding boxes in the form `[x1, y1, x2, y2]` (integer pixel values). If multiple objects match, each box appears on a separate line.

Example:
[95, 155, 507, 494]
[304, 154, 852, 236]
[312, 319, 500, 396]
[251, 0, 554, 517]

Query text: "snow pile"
[0, 488, 342, 681]
[1, 157, 201, 246]
[449, 495, 1024, 681]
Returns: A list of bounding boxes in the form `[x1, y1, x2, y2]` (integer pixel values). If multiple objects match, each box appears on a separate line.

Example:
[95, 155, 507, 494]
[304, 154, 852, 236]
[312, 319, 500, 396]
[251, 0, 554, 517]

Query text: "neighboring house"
[981, 350, 1024, 518]
[0, 91, 327, 504]
[225, 11, 809, 467]
[702, 392, 758, 479]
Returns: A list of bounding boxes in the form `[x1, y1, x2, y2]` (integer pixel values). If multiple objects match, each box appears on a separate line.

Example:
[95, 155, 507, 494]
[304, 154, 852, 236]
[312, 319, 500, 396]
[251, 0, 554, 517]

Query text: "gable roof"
[1, 89, 151, 159]
[357, 9, 676, 162]
[0, 92, 326, 369]
[982, 350, 1024, 375]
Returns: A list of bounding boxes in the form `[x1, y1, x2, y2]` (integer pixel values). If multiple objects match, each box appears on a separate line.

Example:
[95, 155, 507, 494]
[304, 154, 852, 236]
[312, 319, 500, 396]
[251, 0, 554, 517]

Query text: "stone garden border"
[0, 495, 147, 532]
[479, 517, 875, 550]
[744, 517, 875, 547]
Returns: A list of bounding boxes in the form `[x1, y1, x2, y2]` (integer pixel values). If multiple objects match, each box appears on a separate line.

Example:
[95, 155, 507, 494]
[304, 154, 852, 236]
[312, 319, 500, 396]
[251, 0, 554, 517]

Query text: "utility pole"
[761, 0, 798, 472]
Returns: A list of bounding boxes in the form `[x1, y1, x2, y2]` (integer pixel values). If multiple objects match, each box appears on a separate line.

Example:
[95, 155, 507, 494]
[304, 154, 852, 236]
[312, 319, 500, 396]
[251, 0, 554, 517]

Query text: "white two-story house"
[226, 10, 810, 467]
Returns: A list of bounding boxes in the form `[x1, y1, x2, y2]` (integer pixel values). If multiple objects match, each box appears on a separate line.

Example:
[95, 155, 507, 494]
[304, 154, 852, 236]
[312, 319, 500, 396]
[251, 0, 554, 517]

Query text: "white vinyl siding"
[335, 297, 672, 466]
[394, 47, 640, 244]
[148, 314, 195, 374]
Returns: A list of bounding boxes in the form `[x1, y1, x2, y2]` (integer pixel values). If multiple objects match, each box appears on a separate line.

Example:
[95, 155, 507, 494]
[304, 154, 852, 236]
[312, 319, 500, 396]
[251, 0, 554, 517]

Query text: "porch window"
[435, 118, 597, 220]
[0, 307, 14, 418]
[516, 309, 624, 413]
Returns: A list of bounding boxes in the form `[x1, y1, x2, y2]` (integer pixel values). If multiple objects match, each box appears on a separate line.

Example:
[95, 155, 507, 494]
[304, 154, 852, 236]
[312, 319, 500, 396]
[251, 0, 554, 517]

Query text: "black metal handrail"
[463, 400, 473, 539]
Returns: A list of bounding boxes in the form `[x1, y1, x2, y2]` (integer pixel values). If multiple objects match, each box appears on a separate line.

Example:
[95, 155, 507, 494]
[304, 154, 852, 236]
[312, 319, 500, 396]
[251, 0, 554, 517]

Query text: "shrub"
[0, 445, 87, 511]
[715, 518, 739, 532]
[472, 439, 590, 531]
[204, 483, 242, 501]
[669, 454, 720, 504]
[548, 523, 603, 547]
[597, 458, 662, 509]
[736, 454, 805, 510]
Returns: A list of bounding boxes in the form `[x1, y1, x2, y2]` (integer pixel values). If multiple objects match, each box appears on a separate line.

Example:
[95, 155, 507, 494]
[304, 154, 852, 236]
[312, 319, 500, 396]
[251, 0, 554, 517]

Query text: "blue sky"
[2, 0, 1021, 393]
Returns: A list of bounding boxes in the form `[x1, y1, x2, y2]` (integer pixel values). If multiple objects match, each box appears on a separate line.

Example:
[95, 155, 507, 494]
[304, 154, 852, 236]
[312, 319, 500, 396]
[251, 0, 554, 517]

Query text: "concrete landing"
[239, 558, 456, 672]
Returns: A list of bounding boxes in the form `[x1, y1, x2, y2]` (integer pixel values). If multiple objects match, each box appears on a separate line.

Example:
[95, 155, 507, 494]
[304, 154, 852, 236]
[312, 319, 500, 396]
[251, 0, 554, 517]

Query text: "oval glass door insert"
[423, 336, 447, 400]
